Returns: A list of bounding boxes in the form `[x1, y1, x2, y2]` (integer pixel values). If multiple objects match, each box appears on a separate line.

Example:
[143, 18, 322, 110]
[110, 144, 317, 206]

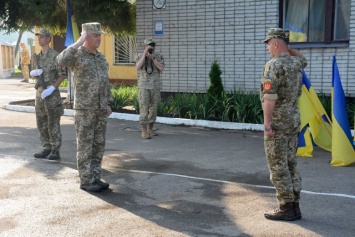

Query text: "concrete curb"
[3, 103, 264, 131]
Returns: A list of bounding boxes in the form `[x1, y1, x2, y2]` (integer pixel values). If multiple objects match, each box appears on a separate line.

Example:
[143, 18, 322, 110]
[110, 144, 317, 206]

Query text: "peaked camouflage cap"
[144, 38, 155, 46]
[35, 28, 52, 38]
[82, 22, 105, 34]
[263, 28, 289, 43]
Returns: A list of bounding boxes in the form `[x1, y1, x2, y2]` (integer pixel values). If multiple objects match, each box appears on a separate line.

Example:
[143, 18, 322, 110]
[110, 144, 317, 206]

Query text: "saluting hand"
[73, 32, 87, 48]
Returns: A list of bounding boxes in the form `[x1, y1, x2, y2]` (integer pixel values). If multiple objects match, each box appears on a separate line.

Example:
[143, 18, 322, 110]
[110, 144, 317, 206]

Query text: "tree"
[207, 60, 224, 101]
[0, 0, 136, 35]
[206, 60, 224, 119]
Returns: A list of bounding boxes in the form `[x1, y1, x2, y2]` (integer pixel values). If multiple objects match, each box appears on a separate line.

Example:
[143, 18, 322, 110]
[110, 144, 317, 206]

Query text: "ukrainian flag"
[330, 56, 355, 166]
[284, 21, 307, 43]
[297, 71, 332, 157]
[64, 0, 80, 47]
[297, 126, 313, 157]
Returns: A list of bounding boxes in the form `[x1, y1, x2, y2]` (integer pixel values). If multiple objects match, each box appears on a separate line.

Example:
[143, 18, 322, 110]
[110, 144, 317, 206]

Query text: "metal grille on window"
[114, 35, 137, 64]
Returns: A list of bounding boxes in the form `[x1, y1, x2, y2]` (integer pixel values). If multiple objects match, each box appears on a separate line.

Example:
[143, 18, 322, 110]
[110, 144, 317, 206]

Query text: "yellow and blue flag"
[330, 56, 355, 166]
[284, 21, 307, 42]
[64, 0, 80, 47]
[297, 126, 313, 157]
[297, 71, 332, 157]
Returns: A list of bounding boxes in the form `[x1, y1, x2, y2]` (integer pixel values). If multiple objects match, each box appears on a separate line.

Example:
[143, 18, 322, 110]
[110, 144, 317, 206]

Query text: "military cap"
[35, 28, 52, 38]
[144, 38, 155, 46]
[263, 28, 289, 43]
[82, 22, 105, 34]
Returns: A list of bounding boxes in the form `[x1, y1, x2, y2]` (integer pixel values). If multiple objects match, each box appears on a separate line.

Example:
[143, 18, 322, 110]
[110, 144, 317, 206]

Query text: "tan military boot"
[147, 123, 157, 136]
[264, 203, 297, 221]
[140, 125, 150, 139]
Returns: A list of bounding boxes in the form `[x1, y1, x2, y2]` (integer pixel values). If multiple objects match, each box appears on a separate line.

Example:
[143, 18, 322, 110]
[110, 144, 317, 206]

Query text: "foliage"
[111, 84, 138, 111]
[206, 60, 224, 119]
[111, 86, 264, 124]
[59, 78, 68, 88]
[110, 86, 353, 127]
[207, 60, 224, 101]
[0, 0, 136, 35]
[318, 92, 354, 129]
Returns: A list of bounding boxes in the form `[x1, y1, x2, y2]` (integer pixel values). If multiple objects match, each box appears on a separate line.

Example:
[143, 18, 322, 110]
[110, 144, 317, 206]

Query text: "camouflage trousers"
[138, 88, 161, 125]
[35, 98, 62, 150]
[75, 109, 108, 185]
[21, 64, 29, 80]
[264, 128, 302, 205]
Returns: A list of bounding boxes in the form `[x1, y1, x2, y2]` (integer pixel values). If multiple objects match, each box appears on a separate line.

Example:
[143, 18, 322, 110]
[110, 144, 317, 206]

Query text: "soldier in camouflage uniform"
[31, 29, 66, 160]
[135, 38, 165, 139]
[260, 28, 307, 221]
[20, 43, 30, 83]
[57, 22, 113, 192]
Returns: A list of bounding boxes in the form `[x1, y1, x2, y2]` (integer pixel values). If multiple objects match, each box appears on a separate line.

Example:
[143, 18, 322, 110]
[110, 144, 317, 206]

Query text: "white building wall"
[136, 0, 355, 96]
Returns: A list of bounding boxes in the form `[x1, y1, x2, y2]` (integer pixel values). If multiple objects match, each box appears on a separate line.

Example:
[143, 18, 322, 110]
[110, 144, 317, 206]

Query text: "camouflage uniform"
[21, 45, 30, 81]
[57, 43, 112, 185]
[136, 52, 164, 125]
[260, 47, 307, 205]
[33, 48, 66, 151]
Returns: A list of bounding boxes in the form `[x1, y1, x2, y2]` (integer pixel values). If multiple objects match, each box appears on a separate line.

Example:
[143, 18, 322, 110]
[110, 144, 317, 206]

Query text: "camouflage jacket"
[33, 48, 66, 114]
[260, 53, 307, 131]
[57, 46, 112, 110]
[136, 53, 164, 90]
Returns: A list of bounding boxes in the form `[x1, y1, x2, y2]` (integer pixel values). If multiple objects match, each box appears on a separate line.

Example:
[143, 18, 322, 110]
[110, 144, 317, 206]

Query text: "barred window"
[280, 0, 350, 44]
[114, 35, 137, 64]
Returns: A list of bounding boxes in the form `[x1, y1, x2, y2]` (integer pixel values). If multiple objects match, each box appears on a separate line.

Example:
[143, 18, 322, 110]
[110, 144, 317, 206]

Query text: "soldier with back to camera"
[261, 28, 307, 221]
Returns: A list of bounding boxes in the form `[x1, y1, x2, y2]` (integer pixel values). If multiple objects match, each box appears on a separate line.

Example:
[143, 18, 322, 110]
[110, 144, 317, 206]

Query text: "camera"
[148, 48, 154, 54]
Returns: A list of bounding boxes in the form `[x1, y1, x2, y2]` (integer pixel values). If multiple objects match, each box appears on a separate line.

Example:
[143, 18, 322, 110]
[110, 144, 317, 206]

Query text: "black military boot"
[80, 182, 105, 192]
[264, 203, 297, 221]
[95, 179, 110, 190]
[47, 150, 60, 160]
[34, 149, 51, 158]
[293, 202, 302, 219]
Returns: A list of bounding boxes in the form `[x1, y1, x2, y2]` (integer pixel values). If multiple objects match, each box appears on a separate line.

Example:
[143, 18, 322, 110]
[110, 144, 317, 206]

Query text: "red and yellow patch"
[263, 81, 272, 92]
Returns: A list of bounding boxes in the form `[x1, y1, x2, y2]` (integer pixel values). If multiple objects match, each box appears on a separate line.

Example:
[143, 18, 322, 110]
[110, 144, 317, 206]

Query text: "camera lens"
[148, 48, 154, 54]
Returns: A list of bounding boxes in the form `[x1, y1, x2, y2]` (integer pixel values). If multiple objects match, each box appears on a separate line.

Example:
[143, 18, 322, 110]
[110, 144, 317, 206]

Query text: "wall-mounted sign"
[153, 0, 166, 9]
[154, 20, 164, 36]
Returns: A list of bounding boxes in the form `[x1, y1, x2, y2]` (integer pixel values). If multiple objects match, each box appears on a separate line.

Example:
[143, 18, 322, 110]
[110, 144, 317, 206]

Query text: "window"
[280, 0, 350, 44]
[114, 35, 136, 64]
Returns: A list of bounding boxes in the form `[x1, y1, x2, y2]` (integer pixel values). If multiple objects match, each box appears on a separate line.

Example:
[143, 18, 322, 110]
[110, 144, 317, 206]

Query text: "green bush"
[111, 84, 138, 111]
[207, 61, 224, 116]
[110, 86, 353, 127]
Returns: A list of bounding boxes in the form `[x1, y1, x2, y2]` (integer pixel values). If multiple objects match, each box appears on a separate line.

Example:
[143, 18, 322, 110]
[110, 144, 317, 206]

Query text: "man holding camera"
[135, 38, 165, 139]
[31, 28, 66, 160]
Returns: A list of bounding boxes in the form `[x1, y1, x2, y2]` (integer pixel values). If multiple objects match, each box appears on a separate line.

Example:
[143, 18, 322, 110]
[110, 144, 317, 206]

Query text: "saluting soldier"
[135, 38, 165, 139]
[260, 28, 307, 221]
[31, 28, 66, 160]
[57, 22, 113, 192]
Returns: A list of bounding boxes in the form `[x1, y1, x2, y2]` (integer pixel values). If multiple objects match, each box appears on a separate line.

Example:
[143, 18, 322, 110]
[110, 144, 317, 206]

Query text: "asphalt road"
[0, 78, 355, 237]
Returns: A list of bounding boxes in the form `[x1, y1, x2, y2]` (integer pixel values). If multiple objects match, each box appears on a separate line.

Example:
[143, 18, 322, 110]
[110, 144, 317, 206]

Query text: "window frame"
[113, 35, 137, 65]
[279, 0, 350, 48]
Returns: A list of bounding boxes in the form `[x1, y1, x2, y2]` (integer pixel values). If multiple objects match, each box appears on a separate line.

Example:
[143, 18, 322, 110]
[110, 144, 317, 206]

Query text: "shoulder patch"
[263, 80, 272, 92]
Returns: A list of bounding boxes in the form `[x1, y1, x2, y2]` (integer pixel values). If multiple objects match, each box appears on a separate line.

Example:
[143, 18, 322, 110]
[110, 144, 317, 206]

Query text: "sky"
[0, 30, 34, 49]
